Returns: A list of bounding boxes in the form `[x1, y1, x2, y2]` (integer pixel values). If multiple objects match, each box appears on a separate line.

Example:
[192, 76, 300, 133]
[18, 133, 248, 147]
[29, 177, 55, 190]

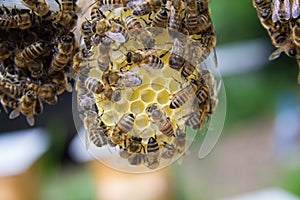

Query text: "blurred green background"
[1, 0, 300, 199]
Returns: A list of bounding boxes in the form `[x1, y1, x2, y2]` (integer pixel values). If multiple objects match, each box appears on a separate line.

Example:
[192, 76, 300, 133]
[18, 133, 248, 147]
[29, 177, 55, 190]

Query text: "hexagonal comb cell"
[140, 89, 156, 103]
[130, 100, 145, 114]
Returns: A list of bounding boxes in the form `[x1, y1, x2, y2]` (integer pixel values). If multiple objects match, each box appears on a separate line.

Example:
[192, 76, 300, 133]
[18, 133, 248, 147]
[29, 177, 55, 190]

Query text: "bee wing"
[66, 82, 73, 92]
[105, 31, 126, 43]
[26, 115, 35, 126]
[85, 129, 91, 150]
[269, 47, 283, 60]
[272, 0, 280, 22]
[282, 0, 292, 20]
[292, 0, 300, 18]
[272, 0, 291, 21]
[9, 108, 20, 119]
[126, 0, 144, 7]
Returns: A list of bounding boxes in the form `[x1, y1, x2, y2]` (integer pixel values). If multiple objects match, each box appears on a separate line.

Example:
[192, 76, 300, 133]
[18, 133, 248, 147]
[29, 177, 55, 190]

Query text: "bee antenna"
[98, 8, 107, 19]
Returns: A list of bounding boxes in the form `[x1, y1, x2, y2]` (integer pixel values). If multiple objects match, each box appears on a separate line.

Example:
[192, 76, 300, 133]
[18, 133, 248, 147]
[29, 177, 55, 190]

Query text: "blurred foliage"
[223, 56, 300, 129]
[281, 167, 300, 197]
[210, 0, 267, 44]
[38, 118, 69, 175]
[39, 165, 95, 200]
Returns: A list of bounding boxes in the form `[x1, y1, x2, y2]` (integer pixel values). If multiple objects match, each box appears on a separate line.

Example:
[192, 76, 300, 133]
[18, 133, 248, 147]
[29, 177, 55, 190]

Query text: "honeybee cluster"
[253, 0, 300, 83]
[75, 0, 218, 169]
[0, 0, 78, 125]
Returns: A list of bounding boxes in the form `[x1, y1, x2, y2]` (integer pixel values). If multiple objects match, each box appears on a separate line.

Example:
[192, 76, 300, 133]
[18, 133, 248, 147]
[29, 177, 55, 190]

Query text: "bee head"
[126, 51, 132, 63]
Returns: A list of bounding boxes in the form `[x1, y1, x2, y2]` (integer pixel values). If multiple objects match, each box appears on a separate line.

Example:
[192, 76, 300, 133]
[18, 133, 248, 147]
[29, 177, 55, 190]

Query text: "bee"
[116, 113, 135, 133]
[111, 113, 135, 145]
[58, 33, 75, 55]
[0, 41, 14, 61]
[88, 116, 110, 147]
[103, 70, 142, 87]
[169, 38, 186, 71]
[125, 15, 143, 30]
[145, 136, 160, 169]
[135, 28, 156, 49]
[147, 104, 174, 137]
[21, 0, 51, 17]
[0, 6, 18, 28]
[96, 0, 125, 10]
[77, 93, 96, 111]
[161, 143, 176, 159]
[49, 53, 70, 73]
[101, 86, 121, 102]
[13, 11, 34, 30]
[271, 0, 291, 23]
[106, 21, 130, 43]
[201, 69, 217, 96]
[97, 52, 111, 72]
[128, 153, 145, 165]
[52, 9, 77, 31]
[118, 71, 143, 87]
[88, 128, 109, 147]
[119, 148, 131, 158]
[14, 41, 46, 68]
[161, 126, 186, 159]
[168, 0, 183, 34]
[72, 48, 94, 73]
[61, 0, 77, 12]
[126, 135, 145, 153]
[85, 77, 105, 94]
[151, 7, 168, 28]
[127, 0, 162, 16]
[253, 0, 273, 28]
[292, 18, 300, 46]
[27, 60, 43, 72]
[125, 50, 164, 70]
[169, 84, 195, 109]
[50, 71, 68, 95]
[184, 106, 209, 130]
[0, 80, 23, 99]
[194, 25, 217, 58]
[80, 20, 93, 48]
[18, 90, 37, 126]
[268, 24, 297, 60]
[90, 5, 105, 24]
[97, 40, 112, 71]
[185, 0, 211, 34]
[93, 19, 110, 36]
[190, 78, 210, 106]
[173, 128, 186, 154]
[181, 63, 195, 79]
[1, 94, 20, 113]
[38, 83, 58, 105]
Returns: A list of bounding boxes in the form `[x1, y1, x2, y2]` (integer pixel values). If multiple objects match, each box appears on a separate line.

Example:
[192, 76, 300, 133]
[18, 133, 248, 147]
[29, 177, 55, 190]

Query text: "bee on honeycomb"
[73, 0, 222, 172]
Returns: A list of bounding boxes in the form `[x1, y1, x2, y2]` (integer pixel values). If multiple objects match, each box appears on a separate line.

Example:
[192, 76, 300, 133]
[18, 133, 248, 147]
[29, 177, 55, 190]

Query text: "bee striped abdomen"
[147, 137, 159, 153]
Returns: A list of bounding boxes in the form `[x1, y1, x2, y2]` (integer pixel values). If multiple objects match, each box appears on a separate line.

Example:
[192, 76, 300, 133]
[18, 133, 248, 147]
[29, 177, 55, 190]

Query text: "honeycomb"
[74, 0, 220, 171]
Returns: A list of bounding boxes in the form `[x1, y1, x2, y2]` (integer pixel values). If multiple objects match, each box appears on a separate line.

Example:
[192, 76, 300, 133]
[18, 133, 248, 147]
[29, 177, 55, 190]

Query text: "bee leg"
[146, 12, 154, 26]
[159, 48, 170, 59]
[54, 0, 62, 11]
[1, 104, 8, 114]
